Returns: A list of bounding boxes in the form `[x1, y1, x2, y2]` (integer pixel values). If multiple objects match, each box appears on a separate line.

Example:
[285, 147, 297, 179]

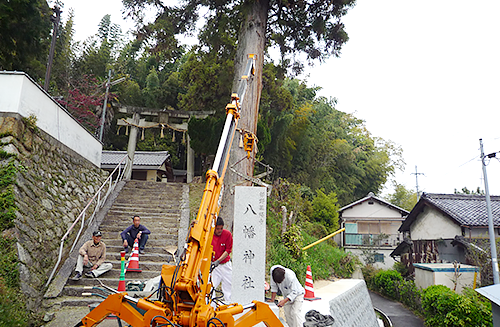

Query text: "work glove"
[210, 260, 220, 272]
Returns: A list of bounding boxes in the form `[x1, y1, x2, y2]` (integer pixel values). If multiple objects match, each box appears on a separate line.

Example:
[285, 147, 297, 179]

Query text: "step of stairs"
[54, 180, 187, 310]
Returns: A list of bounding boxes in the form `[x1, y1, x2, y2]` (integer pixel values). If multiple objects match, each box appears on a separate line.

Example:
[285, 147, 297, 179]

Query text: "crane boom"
[76, 54, 283, 327]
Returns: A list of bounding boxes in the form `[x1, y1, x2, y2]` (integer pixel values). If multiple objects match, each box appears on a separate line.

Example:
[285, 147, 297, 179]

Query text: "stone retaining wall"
[0, 113, 108, 311]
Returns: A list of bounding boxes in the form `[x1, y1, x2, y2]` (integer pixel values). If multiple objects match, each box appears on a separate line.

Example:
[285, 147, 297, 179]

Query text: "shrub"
[372, 269, 403, 299]
[395, 279, 421, 312]
[281, 224, 303, 259]
[267, 227, 359, 282]
[393, 261, 409, 277]
[361, 264, 382, 290]
[422, 285, 492, 327]
[0, 278, 28, 327]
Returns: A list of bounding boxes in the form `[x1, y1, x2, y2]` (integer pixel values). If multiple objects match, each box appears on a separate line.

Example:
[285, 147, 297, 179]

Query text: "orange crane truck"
[75, 55, 283, 327]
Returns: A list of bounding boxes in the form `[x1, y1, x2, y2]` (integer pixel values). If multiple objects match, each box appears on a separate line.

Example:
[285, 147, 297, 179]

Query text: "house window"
[374, 253, 384, 263]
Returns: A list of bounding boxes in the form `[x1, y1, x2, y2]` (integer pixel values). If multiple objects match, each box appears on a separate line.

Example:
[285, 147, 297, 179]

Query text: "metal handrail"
[45, 154, 129, 287]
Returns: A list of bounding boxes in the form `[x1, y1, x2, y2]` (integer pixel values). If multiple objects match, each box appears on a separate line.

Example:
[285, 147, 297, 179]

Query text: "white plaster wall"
[347, 248, 397, 270]
[414, 268, 434, 291]
[341, 201, 404, 219]
[0, 72, 102, 167]
[410, 206, 461, 240]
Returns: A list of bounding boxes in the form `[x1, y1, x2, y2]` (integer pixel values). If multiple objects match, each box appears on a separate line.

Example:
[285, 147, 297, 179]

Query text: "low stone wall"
[0, 113, 108, 311]
[328, 280, 379, 327]
[302, 279, 379, 327]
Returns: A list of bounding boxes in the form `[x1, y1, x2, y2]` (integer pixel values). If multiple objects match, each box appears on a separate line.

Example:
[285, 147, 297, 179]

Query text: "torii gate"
[116, 105, 215, 182]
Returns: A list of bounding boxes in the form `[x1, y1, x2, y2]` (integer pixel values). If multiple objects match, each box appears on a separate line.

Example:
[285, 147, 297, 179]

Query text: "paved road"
[369, 291, 424, 327]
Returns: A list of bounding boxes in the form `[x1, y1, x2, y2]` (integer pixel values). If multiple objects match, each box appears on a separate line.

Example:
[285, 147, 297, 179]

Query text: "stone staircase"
[53, 180, 188, 308]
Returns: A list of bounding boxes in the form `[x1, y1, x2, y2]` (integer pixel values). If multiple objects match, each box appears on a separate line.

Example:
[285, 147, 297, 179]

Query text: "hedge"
[364, 268, 493, 327]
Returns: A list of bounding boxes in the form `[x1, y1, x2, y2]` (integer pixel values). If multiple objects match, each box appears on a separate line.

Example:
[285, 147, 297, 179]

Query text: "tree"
[311, 189, 339, 231]
[454, 187, 485, 195]
[123, 0, 356, 227]
[384, 182, 418, 212]
[0, 0, 52, 79]
[50, 8, 77, 95]
[73, 15, 122, 78]
[57, 75, 104, 133]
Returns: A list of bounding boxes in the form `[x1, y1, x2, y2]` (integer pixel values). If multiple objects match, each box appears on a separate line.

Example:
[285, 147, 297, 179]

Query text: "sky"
[58, 0, 500, 196]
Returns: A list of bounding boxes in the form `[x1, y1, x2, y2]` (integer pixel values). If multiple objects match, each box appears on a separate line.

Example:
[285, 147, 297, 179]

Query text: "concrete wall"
[0, 115, 108, 311]
[414, 263, 479, 294]
[410, 206, 461, 240]
[0, 72, 102, 166]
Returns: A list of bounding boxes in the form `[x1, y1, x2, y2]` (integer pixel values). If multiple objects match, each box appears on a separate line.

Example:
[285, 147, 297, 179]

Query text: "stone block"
[232, 186, 267, 304]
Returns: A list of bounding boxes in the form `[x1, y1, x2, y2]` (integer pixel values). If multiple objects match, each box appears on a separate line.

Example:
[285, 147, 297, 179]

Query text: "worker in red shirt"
[211, 217, 233, 303]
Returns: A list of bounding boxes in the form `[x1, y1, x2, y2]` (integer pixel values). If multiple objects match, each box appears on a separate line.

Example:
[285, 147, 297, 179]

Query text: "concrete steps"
[54, 180, 187, 309]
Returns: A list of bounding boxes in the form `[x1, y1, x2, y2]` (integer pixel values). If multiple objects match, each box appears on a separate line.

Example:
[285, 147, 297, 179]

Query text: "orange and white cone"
[125, 238, 142, 273]
[304, 265, 321, 301]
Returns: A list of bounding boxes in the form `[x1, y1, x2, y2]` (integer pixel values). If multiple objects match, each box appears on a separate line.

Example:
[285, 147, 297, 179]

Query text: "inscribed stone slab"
[231, 186, 267, 304]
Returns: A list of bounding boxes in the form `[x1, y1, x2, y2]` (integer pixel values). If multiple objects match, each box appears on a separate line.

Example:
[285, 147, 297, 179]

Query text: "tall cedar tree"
[122, 0, 355, 225]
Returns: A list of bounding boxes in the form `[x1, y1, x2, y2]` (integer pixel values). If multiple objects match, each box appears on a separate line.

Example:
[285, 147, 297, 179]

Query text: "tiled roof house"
[391, 192, 500, 273]
[339, 192, 409, 268]
[101, 150, 174, 181]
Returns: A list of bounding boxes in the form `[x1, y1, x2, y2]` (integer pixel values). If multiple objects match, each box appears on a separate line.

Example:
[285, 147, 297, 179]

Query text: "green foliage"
[384, 182, 417, 212]
[422, 285, 492, 327]
[267, 180, 359, 282]
[372, 270, 403, 300]
[393, 261, 409, 277]
[0, 161, 18, 231]
[178, 51, 234, 114]
[454, 186, 484, 195]
[0, 0, 52, 80]
[361, 265, 382, 290]
[21, 114, 38, 132]
[363, 267, 421, 313]
[365, 267, 492, 326]
[0, 218, 27, 326]
[465, 238, 500, 286]
[281, 225, 303, 259]
[394, 279, 422, 312]
[0, 235, 20, 289]
[0, 277, 28, 327]
[123, 0, 355, 74]
[0, 151, 14, 160]
[262, 85, 402, 205]
[267, 229, 358, 282]
[311, 189, 339, 231]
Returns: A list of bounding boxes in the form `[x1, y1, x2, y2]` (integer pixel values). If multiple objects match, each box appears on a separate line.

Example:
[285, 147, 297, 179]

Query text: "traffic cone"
[304, 265, 321, 301]
[117, 251, 126, 292]
[126, 238, 142, 273]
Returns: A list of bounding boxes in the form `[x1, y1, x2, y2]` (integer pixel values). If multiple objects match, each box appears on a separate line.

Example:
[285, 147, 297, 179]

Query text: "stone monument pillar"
[231, 186, 267, 304]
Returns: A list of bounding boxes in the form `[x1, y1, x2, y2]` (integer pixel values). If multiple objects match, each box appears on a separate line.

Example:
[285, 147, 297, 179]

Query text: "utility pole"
[99, 72, 126, 142]
[411, 165, 424, 200]
[99, 70, 112, 142]
[44, 6, 61, 92]
[480, 138, 500, 284]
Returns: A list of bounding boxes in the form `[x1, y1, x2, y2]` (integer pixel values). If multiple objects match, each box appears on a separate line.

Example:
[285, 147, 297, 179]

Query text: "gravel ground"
[44, 306, 128, 327]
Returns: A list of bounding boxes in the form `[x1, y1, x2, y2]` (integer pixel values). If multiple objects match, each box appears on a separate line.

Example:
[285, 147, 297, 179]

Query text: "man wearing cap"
[72, 231, 112, 280]
[121, 215, 151, 254]
[267, 265, 305, 327]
